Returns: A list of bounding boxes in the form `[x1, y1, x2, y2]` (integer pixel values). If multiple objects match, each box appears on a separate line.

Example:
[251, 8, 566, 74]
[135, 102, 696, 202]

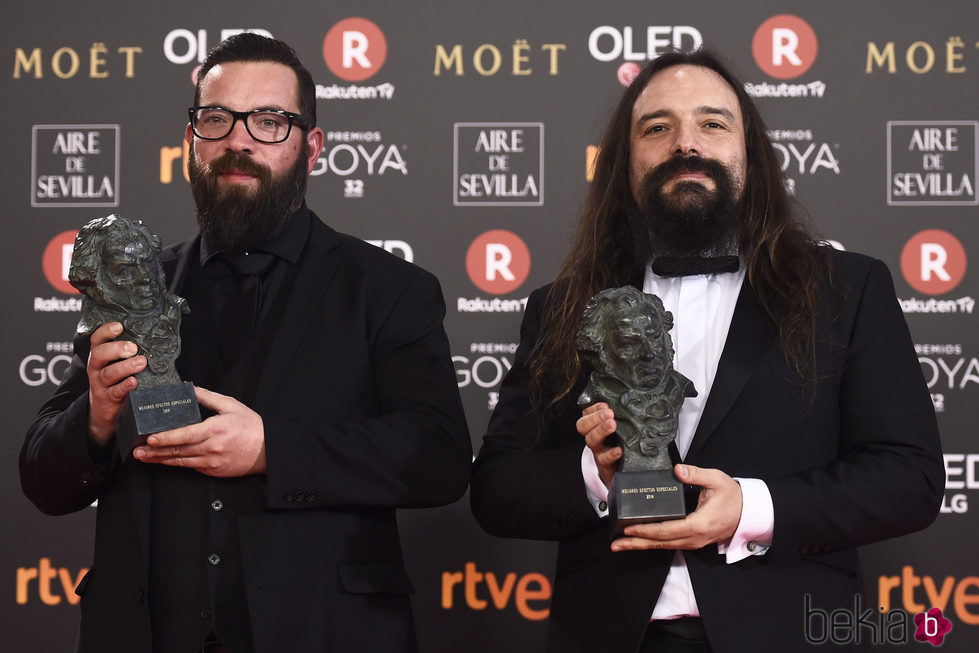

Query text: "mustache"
[642, 155, 729, 192]
[202, 151, 271, 180]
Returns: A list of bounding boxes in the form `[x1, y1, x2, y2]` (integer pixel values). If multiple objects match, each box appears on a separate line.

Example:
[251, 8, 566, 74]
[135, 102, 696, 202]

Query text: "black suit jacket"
[20, 212, 472, 653]
[471, 249, 944, 653]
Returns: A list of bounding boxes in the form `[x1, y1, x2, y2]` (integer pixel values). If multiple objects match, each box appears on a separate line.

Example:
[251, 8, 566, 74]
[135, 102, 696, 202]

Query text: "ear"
[305, 127, 325, 173]
[185, 123, 194, 147]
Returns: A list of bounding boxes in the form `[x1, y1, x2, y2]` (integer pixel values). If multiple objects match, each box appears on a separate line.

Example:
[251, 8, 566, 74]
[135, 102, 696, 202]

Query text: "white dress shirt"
[581, 261, 775, 619]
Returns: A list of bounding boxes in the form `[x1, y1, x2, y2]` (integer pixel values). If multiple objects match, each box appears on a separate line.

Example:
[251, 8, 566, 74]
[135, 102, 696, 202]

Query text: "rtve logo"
[901, 229, 967, 295]
[752, 14, 818, 79]
[323, 17, 387, 82]
[465, 230, 531, 295]
[42, 230, 80, 295]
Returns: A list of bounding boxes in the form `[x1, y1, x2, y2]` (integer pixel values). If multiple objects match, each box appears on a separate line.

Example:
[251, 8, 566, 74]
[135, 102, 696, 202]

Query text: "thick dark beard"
[189, 148, 308, 253]
[633, 156, 744, 259]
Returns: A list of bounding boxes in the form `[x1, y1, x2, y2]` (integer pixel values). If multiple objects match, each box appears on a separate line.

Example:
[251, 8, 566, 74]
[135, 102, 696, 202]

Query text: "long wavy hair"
[530, 50, 831, 409]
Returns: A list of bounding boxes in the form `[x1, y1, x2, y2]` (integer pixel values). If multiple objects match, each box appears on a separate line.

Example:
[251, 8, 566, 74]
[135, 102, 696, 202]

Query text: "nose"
[670, 122, 701, 157]
[637, 337, 655, 359]
[223, 117, 255, 153]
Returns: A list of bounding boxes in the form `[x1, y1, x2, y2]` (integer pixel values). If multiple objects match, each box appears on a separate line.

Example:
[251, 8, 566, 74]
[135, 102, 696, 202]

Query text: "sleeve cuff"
[717, 477, 774, 563]
[581, 446, 610, 516]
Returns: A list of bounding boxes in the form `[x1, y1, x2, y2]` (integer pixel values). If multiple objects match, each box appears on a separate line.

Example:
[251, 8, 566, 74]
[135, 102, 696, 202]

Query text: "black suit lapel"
[686, 282, 771, 460]
[247, 218, 341, 410]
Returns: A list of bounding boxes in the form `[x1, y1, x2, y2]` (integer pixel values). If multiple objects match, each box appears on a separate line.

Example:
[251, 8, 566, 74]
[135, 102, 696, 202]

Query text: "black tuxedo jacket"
[471, 249, 943, 653]
[21, 212, 472, 653]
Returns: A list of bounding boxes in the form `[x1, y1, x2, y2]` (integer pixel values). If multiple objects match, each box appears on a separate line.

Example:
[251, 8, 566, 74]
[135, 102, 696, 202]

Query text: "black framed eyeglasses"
[188, 106, 308, 144]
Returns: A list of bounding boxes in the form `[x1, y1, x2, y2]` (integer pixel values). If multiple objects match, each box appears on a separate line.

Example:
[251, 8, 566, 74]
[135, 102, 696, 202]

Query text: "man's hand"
[577, 402, 622, 488]
[87, 322, 146, 447]
[611, 464, 743, 552]
[132, 387, 267, 477]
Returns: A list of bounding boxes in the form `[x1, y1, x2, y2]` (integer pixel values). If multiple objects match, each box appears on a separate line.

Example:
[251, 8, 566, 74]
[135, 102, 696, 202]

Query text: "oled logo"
[323, 17, 387, 82]
[587, 25, 703, 63]
[465, 230, 531, 295]
[752, 15, 817, 79]
[364, 239, 414, 262]
[900, 230, 967, 295]
[915, 608, 953, 646]
[163, 28, 273, 66]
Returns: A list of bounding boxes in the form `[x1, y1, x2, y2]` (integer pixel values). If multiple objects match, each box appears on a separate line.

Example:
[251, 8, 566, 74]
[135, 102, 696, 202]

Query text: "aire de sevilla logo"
[752, 14, 818, 79]
[323, 17, 387, 82]
[901, 229, 967, 295]
[466, 230, 531, 295]
[43, 230, 80, 294]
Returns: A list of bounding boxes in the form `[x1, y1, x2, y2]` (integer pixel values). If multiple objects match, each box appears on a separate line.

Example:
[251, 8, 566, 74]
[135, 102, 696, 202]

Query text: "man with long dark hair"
[471, 50, 943, 652]
[21, 34, 471, 653]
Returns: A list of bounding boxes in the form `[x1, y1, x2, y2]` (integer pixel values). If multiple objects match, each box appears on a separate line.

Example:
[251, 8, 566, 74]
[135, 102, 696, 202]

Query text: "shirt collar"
[200, 203, 312, 267]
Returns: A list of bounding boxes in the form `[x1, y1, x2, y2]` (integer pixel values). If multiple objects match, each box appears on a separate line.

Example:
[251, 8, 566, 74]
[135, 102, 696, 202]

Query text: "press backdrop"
[3, 2, 977, 651]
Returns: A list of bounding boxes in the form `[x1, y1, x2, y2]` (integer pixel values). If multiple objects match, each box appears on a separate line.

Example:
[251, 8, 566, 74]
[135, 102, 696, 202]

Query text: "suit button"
[305, 491, 317, 503]
[284, 491, 295, 502]
[210, 499, 224, 512]
[80, 472, 94, 487]
[200, 608, 211, 618]
[799, 544, 811, 555]
[207, 553, 221, 566]
[294, 490, 306, 502]
[136, 589, 145, 604]
[811, 545, 823, 554]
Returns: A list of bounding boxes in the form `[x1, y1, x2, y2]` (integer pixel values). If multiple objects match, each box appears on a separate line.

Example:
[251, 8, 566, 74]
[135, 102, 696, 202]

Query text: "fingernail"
[677, 465, 688, 476]
[133, 448, 144, 458]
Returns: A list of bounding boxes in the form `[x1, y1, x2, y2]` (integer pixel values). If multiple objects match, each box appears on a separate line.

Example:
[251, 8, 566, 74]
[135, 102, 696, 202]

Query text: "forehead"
[632, 64, 741, 123]
[611, 309, 658, 332]
[198, 61, 300, 111]
[104, 235, 152, 259]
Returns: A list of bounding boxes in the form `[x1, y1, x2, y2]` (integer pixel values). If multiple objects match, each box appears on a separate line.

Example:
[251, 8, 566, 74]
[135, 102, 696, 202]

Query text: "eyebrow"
[636, 105, 738, 125]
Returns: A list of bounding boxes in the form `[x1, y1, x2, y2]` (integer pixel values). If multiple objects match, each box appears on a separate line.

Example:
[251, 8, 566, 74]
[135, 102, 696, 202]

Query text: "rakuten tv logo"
[901, 230, 967, 295]
[752, 14, 818, 79]
[466, 230, 531, 295]
[323, 17, 387, 82]
[42, 230, 79, 294]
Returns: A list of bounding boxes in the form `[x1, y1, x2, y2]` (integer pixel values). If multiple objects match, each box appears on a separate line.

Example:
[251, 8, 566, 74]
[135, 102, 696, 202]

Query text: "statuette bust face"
[69, 215, 189, 388]
[577, 286, 696, 471]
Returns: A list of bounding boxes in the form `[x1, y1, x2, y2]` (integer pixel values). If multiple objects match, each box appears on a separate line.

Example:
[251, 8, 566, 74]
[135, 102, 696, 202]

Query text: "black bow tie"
[650, 255, 740, 277]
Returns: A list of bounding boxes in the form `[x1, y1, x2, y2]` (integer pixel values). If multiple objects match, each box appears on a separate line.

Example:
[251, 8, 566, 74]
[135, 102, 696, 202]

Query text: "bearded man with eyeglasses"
[21, 33, 471, 653]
